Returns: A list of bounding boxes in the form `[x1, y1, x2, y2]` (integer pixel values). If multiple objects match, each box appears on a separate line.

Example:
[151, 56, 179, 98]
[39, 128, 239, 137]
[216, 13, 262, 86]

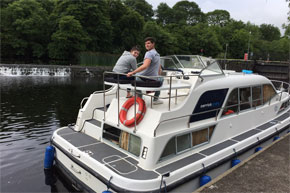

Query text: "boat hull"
[52, 122, 290, 192]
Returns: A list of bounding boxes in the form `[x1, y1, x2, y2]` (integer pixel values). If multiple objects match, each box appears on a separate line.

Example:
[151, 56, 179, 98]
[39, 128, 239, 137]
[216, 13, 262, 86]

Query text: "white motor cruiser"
[49, 55, 290, 192]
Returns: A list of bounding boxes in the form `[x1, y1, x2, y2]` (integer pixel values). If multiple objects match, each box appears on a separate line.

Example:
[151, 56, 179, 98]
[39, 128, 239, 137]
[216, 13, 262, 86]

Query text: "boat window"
[239, 87, 251, 111]
[263, 84, 276, 104]
[177, 133, 191, 152]
[199, 57, 224, 76]
[103, 124, 141, 156]
[176, 55, 204, 69]
[160, 137, 176, 159]
[222, 88, 238, 116]
[161, 57, 179, 69]
[103, 124, 121, 145]
[128, 134, 141, 156]
[159, 126, 215, 161]
[192, 126, 214, 147]
[278, 99, 290, 113]
[252, 86, 262, 107]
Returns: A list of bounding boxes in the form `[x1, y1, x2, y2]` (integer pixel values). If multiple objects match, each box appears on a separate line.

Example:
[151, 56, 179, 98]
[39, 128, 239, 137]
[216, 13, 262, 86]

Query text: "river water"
[0, 76, 103, 193]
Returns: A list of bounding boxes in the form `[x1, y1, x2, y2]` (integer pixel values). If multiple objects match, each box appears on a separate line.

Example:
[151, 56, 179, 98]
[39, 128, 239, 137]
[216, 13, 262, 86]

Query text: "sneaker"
[153, 99, 163, 105]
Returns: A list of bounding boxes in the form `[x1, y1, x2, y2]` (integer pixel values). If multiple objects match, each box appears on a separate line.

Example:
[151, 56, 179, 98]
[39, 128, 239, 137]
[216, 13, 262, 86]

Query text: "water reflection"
[0, 76, 102, 192]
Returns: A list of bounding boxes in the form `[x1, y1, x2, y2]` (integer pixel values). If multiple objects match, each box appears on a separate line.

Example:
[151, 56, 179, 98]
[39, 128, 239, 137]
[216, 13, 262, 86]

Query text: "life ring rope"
[119, 97, 146, 127]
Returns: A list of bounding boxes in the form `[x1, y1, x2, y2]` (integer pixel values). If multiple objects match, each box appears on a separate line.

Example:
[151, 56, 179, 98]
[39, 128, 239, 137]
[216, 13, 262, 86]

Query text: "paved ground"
[195, 133, 290, 193]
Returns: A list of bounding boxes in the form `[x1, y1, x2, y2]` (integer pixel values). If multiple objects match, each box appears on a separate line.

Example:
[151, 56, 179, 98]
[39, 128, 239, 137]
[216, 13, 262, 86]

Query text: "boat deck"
[195, 133, 290, 193]
[54, 110, 290, 181]
[56, 127, 159, 180]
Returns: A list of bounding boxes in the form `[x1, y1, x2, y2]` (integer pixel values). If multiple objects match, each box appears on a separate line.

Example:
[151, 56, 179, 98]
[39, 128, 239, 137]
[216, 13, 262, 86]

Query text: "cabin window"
[128, 134, 141, 156]
[252, 86, 262, 107]
[239, 87, 251, 111]
[192, 126, 214, 147]
[160, 137, 176, 158]
[177, 133, 191, 152]
[263, 84, 276, 103]
[222, 84, 277, 118]
[222, 88, 238, 115]
[159, 126, 215, 161]
[103, 124, 141, 156]
[278, 99, 290, 113]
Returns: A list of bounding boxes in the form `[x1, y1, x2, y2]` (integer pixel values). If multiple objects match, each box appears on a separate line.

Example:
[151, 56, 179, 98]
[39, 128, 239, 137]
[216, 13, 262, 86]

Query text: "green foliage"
[51, 0, 113, 52]
[123, 0, 154, 21]
[143, 21, 178, 55]
[206, 10, 230, 27]
[48, 16, 90, 60]
[259, 24, 281, 41]
[156, 3, 173, 26]
[1, 0, 50, 59]
[172, 0, 204, 25]
[1, 0, 288, 64]
[79, 52, 120, 66]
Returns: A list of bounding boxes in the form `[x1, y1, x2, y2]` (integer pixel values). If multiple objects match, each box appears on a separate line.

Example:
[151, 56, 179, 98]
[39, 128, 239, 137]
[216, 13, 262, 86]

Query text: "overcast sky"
[146, 0, 289, 35]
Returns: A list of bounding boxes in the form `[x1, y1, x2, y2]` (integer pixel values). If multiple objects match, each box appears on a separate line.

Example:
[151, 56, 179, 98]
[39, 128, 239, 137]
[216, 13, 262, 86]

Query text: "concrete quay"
[195, 133, 290, 193]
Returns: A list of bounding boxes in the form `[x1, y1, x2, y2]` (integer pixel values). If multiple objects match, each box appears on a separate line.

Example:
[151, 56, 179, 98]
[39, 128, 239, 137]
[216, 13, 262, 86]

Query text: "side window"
[239, 87, 251, 111]
[160, 137, 176, 159]
[263, 84, 276, 104]
[192, 126, 214, 147]
[252, 86, 262, 107]
[128, 134, 141, 156]
[222, 88, 238, 116]
[159, 126, 215, 161]
[177, 133, 191, 152]
[103, 124, 141, 156]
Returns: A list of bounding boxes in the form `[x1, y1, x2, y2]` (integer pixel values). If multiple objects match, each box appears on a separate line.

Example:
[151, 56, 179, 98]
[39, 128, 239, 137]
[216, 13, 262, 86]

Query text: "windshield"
[176, 55, 205, 69]
[199, 56, 224, 76]
[160, 56, 182, 69]
[158, 55, 224, 76]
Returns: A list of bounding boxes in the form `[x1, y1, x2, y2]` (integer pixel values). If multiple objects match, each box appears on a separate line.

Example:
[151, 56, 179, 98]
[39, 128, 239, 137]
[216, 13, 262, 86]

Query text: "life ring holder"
[119, 97, 146, 127]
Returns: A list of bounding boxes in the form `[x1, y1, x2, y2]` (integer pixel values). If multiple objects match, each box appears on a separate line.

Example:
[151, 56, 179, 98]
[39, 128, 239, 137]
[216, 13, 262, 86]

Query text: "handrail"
[153, 95, 283, 137]
[80, 97, 89, 109]
[102, 71, 196, 131]
[93, 86, 114, 94]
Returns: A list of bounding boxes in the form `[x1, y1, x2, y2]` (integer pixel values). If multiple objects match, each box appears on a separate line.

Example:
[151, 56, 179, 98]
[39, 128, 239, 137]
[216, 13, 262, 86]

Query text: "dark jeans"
[135, 77, 163, 100]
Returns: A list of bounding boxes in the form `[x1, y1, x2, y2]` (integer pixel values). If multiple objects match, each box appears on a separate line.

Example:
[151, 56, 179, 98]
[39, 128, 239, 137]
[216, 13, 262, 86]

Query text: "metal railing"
[102, 71, 196, 133]
[153, 90, 288, 137]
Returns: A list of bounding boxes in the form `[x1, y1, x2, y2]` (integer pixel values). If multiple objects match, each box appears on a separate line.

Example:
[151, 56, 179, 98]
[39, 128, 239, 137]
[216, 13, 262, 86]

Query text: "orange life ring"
[119, 97, 146, 127]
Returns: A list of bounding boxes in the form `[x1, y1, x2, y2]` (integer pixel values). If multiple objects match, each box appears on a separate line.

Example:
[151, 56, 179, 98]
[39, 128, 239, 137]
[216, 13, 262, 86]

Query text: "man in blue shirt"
[127, 37, 163, 104]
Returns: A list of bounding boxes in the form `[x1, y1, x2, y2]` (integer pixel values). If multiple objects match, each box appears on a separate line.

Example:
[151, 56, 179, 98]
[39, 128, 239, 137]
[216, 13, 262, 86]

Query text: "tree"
[259, 24, 281, 41]
[51, 0, 113, 52]
[228, 29, 249, 59]
[143, 21, 177, 55]
[123, 0, 154, 21]
[118, 10, 145, 50]
[48, 16, 90, 60]
[206, 10, 230, 27]
[283, 23, 290, 36]
[287, 0, 290, 22]
[172, 0, 204, 25]
[268, 38, 289, 61]
[156, 3, 174, 26]
[108, 0, 144, 52]
[1, 0, 50, 59]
